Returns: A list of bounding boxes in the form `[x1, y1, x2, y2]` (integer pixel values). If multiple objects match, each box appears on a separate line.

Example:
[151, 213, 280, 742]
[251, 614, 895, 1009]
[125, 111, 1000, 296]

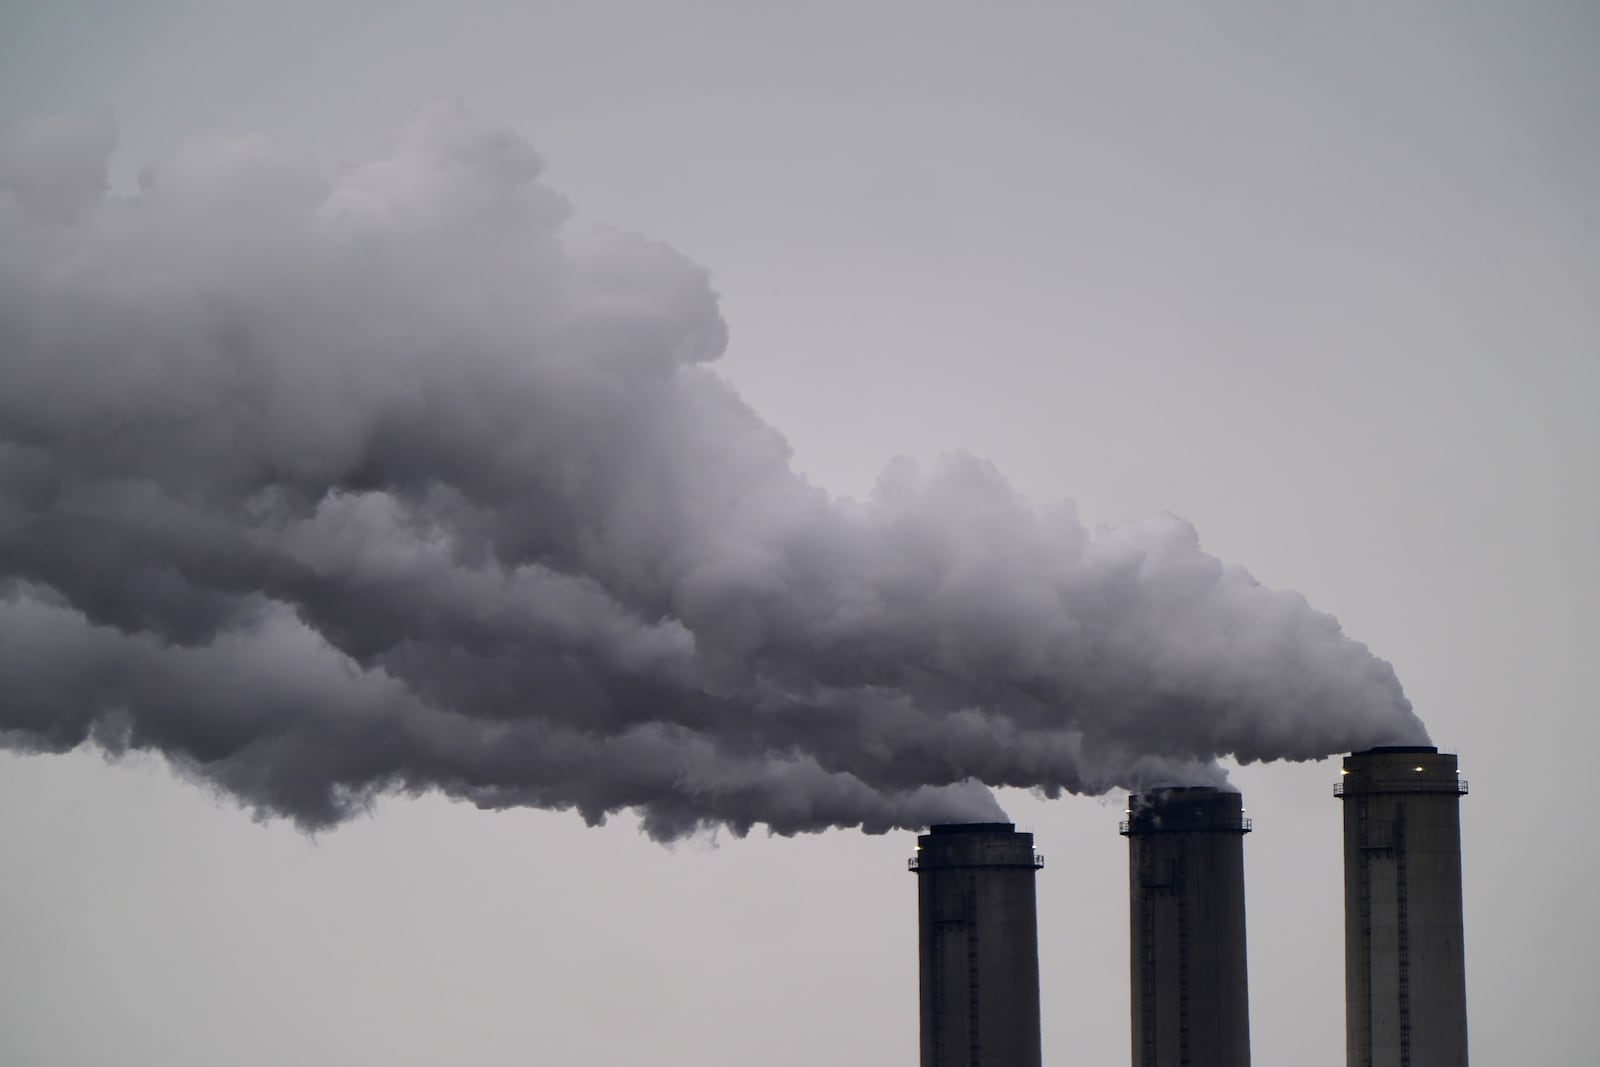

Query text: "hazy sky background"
[2, 3, 1597, 1065]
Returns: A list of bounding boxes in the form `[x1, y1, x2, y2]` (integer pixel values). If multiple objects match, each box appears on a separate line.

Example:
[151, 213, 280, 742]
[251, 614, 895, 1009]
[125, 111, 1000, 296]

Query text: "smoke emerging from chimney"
[0, 105, 1428, 839]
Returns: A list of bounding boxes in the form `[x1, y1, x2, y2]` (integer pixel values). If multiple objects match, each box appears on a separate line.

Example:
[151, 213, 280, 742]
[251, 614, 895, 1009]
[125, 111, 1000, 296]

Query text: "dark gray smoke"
[0, 105, 1428, 839]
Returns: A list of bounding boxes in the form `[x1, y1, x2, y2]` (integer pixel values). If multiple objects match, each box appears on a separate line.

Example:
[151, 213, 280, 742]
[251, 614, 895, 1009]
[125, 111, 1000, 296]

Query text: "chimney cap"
[927, 821, 1017, 835]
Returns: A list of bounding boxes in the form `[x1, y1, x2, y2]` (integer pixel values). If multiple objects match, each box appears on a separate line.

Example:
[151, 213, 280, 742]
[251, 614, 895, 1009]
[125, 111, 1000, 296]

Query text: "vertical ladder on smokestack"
[1137, 847, 1159, 1067]
[1135, 849, 1185, 1067]
[1395, 815, 1411, 1067]
[968, 885, 982, 1067]
[1357, 805, 1373, 1067]
[1356, 803, 1399, 1067]
[1176, 840, 1191, 1067]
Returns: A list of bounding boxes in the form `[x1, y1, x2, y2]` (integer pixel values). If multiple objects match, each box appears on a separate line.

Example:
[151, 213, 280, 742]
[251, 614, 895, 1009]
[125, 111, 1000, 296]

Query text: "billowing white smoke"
[0, 105, 1427, 839]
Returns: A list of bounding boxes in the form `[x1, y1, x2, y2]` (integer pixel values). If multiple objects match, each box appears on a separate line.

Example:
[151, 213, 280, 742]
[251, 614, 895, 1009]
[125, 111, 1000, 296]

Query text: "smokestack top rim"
[925, 821, 1017, 835]
[1122, 787, 1251, 835]
[1132, 784, 1237, 795]
[1352, 744, 1439, 756]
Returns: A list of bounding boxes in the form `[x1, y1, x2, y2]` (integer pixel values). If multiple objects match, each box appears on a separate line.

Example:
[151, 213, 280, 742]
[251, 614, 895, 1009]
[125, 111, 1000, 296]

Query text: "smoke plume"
[0, 105, 1427, 839]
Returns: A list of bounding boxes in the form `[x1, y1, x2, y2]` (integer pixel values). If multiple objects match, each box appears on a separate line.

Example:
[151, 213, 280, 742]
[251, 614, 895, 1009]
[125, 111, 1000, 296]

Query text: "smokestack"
[1121, 786, 1253, 1067]
[1337, 747, 1469, 1067]
[909, 822, 1044, 1067]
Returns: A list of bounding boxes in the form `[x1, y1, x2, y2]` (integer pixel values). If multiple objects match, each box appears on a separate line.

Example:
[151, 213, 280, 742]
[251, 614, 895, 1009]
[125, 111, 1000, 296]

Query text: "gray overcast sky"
[2, 3, 1597, 1065]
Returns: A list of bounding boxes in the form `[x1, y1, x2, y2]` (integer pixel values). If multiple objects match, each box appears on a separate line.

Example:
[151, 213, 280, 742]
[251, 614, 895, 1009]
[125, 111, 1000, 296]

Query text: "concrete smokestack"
[909, 823, 1044, 1067]
[1337, 746, 1469, 1067]
[1121, 786, 1253, 1067]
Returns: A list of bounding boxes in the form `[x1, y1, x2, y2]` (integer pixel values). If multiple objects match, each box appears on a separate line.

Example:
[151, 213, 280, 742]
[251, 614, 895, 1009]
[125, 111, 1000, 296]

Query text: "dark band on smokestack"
[909, 822, 1044, 1067]
[1121, 787, 1253, 1067]
[1337, 747, 1469, 1067]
